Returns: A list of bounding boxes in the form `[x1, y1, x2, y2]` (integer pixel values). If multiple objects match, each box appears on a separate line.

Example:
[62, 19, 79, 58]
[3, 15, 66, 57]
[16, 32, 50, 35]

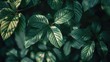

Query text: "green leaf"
[97, 41, 108, 56]
[0, 1, 10, 9]
[25, 14, 49, 48]
[82, 0, 99, 11]
[81, 41, 95, 61]
[71, 40, 85, 49]
[21, 57, 33, 62]
[63, 41, 71, 56]
[0, 8, 14, 20]
[101, 0, 110, 15]
[36, 52, 45, 62]
[0, 14, 19, 40]
[47, 26, 63, 48]
[53, 48, 62, 60]
[46, 51, 56, 62]
[48, 0, 63, 10]
[15, 13, 26, 50]
[70, 29, 91, 41]
[66, 1, 82, 23]
[54, 9, 74, 24]
[100, 31, 110, 42]
[6, 49, 18, 57]
[91, 21, 101, 34]
[8, 0, 21, 8]
[20, 0, 31, 8]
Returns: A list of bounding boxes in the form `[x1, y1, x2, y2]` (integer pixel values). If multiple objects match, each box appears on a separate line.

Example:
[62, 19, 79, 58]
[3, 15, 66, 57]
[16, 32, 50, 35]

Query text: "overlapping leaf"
[48, 0, 63, 10]
[0, 13, 20, 40]
[47, 26, 63, 48]
[81, 41, 95, 61]
[54, 9, 74, 24]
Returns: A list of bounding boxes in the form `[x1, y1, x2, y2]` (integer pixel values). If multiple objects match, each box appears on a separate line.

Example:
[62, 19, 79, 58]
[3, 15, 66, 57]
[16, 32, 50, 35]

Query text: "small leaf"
[82, 0, 99, 11]
[36, 52, 45, 62]
[81, 41, 95, 61]
[54, 9, 74, 24]
[47, 26, 63, 48]
[0, 14, 19, 40]
[63, 41, 71, 56]
[48, 0, 63, 10]
[53, 48, 62, 60]
[46, 51, 56, 62]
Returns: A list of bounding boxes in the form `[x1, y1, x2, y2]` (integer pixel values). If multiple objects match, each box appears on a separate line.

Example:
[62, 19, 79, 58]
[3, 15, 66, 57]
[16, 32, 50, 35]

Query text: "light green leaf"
[36, 52, 45, 62]
[48, 0, 63, 10]
[0, 14, 19, 40]
[15, 13, 26, 50]
[47, 26, 63, 48]
[81, 41, 95, 61]
[63, 41, 71, 56]
[54, 9, 74, 24]
[82, 0, 99, 11]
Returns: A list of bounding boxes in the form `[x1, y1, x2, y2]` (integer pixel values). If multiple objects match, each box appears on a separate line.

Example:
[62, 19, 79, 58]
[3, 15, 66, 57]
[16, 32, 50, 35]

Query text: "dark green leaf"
[81, 41, 95, 61]
[20, 0, 31, 8]
[63, 41, 71, 56]
[15, 13, 26, 50]
[21, 57, 33, 62]
[82, 0, 99, 11]
[46, 51, 56, 62]
[54, 9, 74, 24]
[48, 0, 63, 10]
[70, 29, 91, 41]
[47, 26, 63, 48]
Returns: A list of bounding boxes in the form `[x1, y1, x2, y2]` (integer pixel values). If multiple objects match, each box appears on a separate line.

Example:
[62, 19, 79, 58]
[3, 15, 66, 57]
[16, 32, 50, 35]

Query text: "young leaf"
[63, 41, 71, 56]
[0, 14, 19, 40]
[48, 0, 63, 10]
[46, 51, 56, 62]
[81, 41, 95, 61]
[82, 0, 99, 11]
[54, 9, 74, 24]
[47, 26, 63, 48]
[36, 52, 45, 62]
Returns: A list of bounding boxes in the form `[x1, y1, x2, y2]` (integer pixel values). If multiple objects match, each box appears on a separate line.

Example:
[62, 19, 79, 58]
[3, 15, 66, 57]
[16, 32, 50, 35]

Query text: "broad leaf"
[47, 26, 63, 48]
[48, 0, 63, 10]
[82, 0, 99, 11]
[0, 8, 14, 20]
[81, 41, 95, 61]
[70, 29, 91, 41]
[25, 14, 49, 48]
[54, 9, 74, 24]
[63, 41, 71, 56]
[0, 14, 19, 40]
[15, 13, 26, 50]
